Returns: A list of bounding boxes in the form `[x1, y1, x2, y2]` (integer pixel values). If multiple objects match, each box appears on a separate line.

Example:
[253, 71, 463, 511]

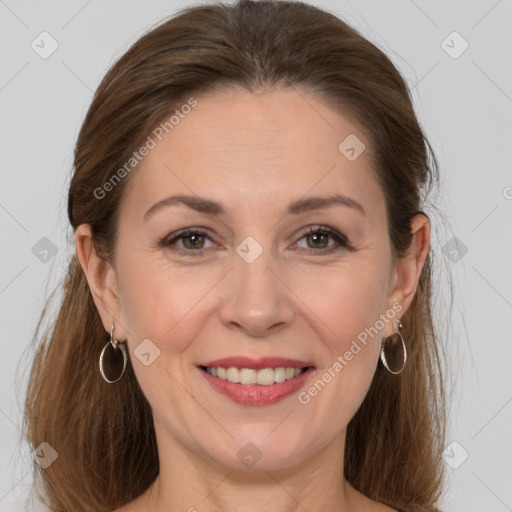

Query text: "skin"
[76, 86, 429, 512]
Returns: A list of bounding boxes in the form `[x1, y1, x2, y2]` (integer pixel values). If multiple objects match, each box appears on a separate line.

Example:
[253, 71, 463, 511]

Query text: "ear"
[75, 224, 128, 341]
[384, 213, 430, 334]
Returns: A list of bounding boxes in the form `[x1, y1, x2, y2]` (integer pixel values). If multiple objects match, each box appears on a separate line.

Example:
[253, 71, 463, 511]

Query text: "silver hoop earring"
[99, 324, 128, 383]
[380, 319, 407, 375]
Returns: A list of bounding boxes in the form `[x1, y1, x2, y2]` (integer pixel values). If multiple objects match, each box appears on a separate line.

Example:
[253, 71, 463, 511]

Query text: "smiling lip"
[199, 356, 315, 370]
[199, 366, 314, 406]
[197, 356, 316, 406]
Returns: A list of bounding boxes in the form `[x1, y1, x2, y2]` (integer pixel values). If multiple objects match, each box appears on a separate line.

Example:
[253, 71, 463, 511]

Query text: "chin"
[203, 433, 312, 473]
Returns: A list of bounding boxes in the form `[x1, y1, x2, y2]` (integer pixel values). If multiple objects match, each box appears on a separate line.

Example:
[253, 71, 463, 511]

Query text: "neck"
[142, 423, 362, 512]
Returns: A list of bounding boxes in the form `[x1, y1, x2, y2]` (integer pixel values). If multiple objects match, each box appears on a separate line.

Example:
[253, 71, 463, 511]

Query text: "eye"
[160, 228, 215, 253]
[294, 225, 351, 254]
[159, 225, 352, 256]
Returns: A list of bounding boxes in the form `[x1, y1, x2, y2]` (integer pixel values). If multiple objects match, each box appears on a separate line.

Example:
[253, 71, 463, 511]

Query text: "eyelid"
[159, 227, 215, 250]
[160, 224, 353, 254]
[293, 225, 352, 253]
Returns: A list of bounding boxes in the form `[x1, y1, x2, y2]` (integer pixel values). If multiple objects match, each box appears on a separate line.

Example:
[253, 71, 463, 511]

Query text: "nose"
[218, 247, 295, 338]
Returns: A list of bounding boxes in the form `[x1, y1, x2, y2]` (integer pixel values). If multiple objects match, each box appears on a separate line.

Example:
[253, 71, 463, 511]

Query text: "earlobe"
[75, 224, 127, 340]
[386, 213, 430, 323]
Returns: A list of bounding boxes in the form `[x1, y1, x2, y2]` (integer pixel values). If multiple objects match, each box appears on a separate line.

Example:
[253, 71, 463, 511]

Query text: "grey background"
[1, 0, 511, 510]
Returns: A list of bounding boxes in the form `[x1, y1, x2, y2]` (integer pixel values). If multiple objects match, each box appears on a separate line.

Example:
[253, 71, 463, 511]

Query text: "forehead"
[121, 87, 384, 220]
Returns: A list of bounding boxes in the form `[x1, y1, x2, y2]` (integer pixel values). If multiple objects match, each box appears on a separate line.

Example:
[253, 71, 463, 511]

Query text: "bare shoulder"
[111, 494, 148, 512]
[356, 492, 398, 512]
[111, 503, 136, 512]
[345, 480, 398, 511]
[359, 499, 397, 512]
[366, 502, 397, 512]
[371, 500, 398, 511]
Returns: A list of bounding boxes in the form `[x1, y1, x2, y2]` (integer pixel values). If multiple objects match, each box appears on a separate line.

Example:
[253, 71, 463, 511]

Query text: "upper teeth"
[206, 366, 305, 385]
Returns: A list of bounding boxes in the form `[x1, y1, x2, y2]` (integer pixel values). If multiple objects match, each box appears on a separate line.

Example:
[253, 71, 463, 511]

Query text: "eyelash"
[159, 225, 352, 256]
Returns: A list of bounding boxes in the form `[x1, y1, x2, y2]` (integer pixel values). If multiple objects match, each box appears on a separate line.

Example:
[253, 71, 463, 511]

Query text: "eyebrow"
[143, 192, 366, 221]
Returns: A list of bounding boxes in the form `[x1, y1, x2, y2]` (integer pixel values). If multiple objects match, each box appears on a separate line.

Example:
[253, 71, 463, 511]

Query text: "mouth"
[197, 357, 316, 406]
[198, 365, 313, 385]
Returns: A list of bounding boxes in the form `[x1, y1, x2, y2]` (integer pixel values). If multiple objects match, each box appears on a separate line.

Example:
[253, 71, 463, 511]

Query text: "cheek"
[324, 292, 383, 381]
[295, 260, 388, 416]
[117, 254, 221, 351]
[116, 256, 215, 426]
[299, 257, 389, 350]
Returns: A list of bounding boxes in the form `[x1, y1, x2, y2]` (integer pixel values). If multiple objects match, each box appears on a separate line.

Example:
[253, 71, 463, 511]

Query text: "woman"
[24, 1, 447, 511]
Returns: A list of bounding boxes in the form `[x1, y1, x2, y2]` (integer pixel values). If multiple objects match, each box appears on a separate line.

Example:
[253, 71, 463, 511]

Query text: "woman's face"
[101, 87, 409, 471]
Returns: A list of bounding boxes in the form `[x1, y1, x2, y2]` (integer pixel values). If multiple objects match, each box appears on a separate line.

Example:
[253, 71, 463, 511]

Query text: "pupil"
[186, 234, 203, 249]
[309, 233, 327, 248]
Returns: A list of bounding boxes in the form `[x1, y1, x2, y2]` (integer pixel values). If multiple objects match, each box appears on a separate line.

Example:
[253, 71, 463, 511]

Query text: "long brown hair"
[23, 1, 448, 511]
